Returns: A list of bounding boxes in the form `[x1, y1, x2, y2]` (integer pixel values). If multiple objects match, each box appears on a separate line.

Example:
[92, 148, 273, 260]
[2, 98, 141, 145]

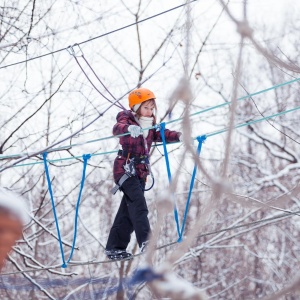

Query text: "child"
[105, 87, 181, 260]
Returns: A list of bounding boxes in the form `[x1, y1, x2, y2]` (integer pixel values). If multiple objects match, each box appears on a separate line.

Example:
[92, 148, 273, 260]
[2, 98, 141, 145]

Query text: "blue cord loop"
[43, 152, 66, 267]
[43, 152, 91, 268]
[66, 153, 91, 265]
[159, 122, 181, 238]
[178, 135, 206, 242]
[158, 127, 206, 243]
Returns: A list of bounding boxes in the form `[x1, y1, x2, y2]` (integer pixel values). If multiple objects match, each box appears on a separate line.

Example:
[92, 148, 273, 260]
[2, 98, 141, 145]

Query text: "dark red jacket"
[113, 110, 181, 182]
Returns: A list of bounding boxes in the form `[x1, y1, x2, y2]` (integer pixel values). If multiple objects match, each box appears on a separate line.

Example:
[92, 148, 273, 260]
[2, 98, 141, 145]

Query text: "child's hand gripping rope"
[128, 125, 143, 138]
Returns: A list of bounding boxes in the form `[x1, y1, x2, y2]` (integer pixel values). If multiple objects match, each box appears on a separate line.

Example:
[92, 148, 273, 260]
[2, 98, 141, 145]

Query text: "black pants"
[106, 176, 151, 250]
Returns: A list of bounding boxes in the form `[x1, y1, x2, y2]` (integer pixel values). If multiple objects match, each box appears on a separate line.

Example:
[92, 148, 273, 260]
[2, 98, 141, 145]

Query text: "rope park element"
[26, 98, 300, 264]
[1, 77, 300, 269]
[43, 152, 91, 268]
[160, 122, 206, 241]
[41, 120, 207, 266]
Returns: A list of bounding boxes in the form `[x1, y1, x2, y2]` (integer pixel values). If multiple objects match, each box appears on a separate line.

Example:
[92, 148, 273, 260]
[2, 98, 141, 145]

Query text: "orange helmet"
[128, 88, 156, 109]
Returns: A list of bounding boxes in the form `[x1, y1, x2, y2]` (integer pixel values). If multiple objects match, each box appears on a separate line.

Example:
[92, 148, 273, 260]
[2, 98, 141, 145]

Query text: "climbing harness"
[110, 148, 154, 194]
[110, 153, 136, 195]
[43, 152, 91, 268]
[124, 158, 136, 176]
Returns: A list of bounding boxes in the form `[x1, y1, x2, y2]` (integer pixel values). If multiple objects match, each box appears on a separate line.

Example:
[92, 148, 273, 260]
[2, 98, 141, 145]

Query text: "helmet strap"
[132, 103, 142, 112]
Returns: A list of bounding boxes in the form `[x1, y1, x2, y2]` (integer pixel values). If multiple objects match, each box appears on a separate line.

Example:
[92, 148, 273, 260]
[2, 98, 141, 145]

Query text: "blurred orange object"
[0, 210, 23, 270]
[0, 188, 29, 271]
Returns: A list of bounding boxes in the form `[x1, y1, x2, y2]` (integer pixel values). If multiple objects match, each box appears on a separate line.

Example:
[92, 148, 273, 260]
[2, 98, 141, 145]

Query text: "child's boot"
[105, 249, 133, 260]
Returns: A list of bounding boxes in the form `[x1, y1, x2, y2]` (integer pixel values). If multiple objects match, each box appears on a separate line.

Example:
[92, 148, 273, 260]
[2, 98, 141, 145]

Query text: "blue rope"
[43, 152, 66, 267]
[42, 153, 91, 268]
[159, 122, 181, 238]
[66, 154, 91, 264]
[178, 135, 206, 242]
[159, 123, 172, 182]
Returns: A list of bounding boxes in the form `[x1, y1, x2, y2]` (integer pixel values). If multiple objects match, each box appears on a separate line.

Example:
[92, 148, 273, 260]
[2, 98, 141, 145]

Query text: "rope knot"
[196, 135, 206, 144]
[83, 154, 91, 161]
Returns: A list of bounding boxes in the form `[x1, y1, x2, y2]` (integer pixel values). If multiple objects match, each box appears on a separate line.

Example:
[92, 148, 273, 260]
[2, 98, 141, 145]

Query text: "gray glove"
[128, 125, 142, 138]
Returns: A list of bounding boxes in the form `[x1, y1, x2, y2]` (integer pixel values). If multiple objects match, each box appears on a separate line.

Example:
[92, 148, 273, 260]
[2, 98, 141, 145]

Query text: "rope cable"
[3, 103, 300, 169]
[0, 0, 198, 70]
[1, 75, 298, 162]
[166, 77, 300, 125]
[67, 45, 126, 110]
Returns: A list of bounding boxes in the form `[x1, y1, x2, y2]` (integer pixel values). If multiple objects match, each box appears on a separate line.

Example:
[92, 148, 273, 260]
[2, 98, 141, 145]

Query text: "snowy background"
[1, 0, 300, 299]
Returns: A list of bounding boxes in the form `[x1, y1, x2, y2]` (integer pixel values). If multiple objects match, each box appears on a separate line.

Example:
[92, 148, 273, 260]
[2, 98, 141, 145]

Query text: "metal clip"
[123, 159, 136, 176]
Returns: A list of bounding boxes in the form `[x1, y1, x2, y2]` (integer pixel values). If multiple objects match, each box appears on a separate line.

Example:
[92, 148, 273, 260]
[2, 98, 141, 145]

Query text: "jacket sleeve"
[153, 127, 181, 143]
[112, 111, 131, 136]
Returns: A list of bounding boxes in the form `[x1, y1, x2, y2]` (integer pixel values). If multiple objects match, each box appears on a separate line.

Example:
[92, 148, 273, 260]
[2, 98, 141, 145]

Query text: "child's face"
[140, 101, 155, 117]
